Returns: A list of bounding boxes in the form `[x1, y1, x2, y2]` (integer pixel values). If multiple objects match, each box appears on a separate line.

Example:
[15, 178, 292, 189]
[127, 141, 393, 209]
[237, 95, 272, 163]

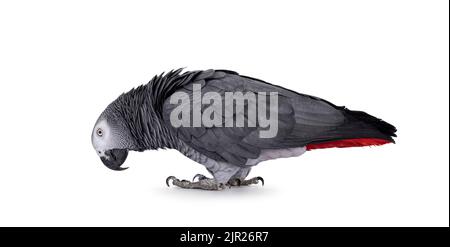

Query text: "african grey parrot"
[91, 69, 397, 190]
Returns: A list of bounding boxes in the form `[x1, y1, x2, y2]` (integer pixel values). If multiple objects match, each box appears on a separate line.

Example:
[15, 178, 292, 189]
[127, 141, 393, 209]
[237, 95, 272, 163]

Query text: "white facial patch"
[92, 119, 114, 157]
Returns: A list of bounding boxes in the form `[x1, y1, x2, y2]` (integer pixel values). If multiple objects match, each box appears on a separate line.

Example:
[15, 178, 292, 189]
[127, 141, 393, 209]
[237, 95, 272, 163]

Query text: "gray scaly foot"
[166, 176, 227, 190]
[230, 176, 264, 187]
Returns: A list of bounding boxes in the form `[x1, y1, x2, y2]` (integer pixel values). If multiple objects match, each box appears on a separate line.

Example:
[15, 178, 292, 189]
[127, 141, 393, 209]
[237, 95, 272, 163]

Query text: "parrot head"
[91, 106, 137, 171]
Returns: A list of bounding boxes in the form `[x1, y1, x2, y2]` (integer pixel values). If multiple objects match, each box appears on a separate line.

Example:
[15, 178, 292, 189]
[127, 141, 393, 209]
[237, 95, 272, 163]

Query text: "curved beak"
[100, 149, 129, 171]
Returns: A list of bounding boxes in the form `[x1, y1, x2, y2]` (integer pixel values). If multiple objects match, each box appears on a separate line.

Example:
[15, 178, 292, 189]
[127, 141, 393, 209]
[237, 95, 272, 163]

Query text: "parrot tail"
[306, 109, 397, 151]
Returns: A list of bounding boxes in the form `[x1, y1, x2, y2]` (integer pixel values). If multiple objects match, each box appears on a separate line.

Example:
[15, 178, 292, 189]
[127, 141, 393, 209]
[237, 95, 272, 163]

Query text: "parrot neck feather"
[110, 69, 200, 151]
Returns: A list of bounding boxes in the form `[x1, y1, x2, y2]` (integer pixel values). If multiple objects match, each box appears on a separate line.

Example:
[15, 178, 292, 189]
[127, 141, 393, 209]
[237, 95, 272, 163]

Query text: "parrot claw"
[192, 174, 209, 182]
[166, 176, 177, 187]
[256, 176, 264, 186]
[234, 176, 264, 187]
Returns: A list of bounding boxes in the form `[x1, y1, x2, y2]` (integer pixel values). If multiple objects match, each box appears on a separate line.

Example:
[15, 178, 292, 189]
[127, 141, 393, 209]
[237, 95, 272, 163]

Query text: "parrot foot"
[166, 176, 227, 190]
[231, 176, 264, 187]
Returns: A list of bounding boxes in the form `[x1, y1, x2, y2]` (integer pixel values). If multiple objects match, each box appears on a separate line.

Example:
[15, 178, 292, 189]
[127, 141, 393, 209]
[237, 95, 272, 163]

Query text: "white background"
[0, 0, 448, 227]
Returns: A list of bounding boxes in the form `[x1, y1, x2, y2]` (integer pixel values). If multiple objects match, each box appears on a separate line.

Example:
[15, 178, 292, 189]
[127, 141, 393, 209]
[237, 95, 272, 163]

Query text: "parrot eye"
[96, 128, 104, 137]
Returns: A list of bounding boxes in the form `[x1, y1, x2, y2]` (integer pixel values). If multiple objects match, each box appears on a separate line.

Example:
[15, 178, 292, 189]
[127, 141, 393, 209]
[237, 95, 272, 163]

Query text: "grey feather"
[161, 70, 395, 166]
[102, 68, 396, 167]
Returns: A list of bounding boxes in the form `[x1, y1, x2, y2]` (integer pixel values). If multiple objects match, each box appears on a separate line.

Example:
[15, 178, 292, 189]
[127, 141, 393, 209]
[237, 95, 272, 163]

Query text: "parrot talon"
[192, 174, 209, 182]
[236, 176, 265, 186]
[166, 176, 177, 187]
[256, 176, 264, 186]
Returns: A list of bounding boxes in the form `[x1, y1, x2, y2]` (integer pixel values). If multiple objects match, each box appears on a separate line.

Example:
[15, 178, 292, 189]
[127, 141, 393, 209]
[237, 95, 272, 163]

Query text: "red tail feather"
[306, 138, 391, 151]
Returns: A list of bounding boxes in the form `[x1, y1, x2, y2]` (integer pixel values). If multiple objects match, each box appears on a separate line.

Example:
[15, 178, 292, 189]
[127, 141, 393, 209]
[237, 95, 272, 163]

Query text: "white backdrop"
[0, 0, 448, 226]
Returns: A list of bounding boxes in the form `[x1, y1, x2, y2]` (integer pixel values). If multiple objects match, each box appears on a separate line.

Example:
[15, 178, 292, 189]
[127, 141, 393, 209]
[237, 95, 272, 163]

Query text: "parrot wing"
[162, 70, 396, 166]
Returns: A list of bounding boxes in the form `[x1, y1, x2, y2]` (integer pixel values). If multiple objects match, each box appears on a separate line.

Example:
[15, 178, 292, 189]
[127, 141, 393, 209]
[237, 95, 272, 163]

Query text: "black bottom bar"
[1, 227, 448, 246]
